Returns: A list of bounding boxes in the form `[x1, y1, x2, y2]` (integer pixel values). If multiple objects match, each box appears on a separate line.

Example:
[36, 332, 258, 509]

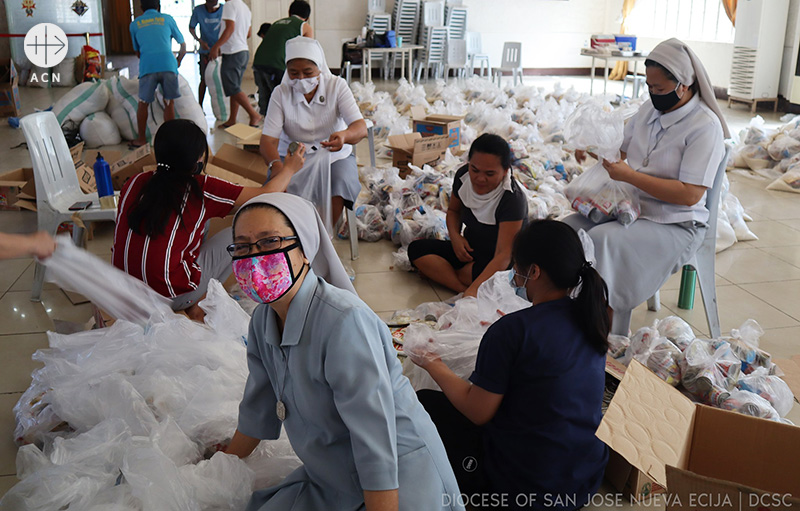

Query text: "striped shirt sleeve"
[202, 175, 243, 219]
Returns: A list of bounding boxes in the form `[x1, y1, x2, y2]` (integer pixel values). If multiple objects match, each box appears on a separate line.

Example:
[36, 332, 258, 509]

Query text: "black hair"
[141, 0, 159, 12]
[258, 23, 272, 37]
[512, 220, 610, 354]
[468, 133, 512, 170]
[289, 0, 311, 19]
[127, 120, 207, 238]
[645, 59, 699, 93]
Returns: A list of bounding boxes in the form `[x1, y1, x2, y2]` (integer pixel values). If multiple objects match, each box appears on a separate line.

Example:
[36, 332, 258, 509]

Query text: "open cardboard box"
[410, 106, 463, 149]
[387, 133, 449, 178]
[0, 167, 36, 211]
[224, 123, 262, 153]
[598, 360, 800, 508]
[210, 143, 268, 184]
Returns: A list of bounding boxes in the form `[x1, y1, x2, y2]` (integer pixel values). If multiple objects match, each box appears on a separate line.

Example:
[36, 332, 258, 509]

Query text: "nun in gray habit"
[224, 193, 464, 511]
[563, 38, 728, 331]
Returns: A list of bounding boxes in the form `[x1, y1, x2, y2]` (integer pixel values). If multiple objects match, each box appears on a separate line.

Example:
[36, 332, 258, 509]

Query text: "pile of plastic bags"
[348, 78, 753, 261]
[52, 74, 208, 147]
[610, 316, 795, 424]
[731, 114, 800, 195]
[1, 240, 299, 511]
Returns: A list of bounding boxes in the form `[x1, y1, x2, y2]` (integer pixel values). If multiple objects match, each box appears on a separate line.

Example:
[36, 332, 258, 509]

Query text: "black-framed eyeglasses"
[227, 236, 299, 258]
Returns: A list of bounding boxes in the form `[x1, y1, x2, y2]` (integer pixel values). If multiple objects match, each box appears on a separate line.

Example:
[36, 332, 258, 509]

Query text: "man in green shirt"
[252, 0, 313, 116]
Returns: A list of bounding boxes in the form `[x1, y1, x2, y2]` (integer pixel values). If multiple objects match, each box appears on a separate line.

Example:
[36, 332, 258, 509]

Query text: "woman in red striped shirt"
[112, 119, 305, 320]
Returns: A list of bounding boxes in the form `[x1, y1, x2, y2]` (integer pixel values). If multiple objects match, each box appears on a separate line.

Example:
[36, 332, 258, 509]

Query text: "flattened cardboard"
[596, 360, 696, 488]
[211, 143, 268, 184]
[410, 105, 463, 148]
[774, 355, 800, 402]
[665, 466, 800, 511]
[387, 133, 449, 177]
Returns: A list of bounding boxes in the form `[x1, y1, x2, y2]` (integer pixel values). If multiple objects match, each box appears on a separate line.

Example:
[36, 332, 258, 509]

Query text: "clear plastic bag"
[721, 193, 758, 242]
[736, 367, 795, 417]
[767, 133, 800, 161]
[178, 452, 255, 511]
[741, 144, 773, 171]
[564, 162, 641, 226]
[607, 334, 630, 359]
[286, 148, 334, 236]
[122, 443, 199, 511]
[655, 316, 695, 351]
[720, 389, 780, 421]
[680, 339, 742, 405]
[43, 236, 173, 326]
[624, 326, 683, 386]
[722, 319, 773, 374]
[403, 322, 482, 391]
[563, 100, 630, 162]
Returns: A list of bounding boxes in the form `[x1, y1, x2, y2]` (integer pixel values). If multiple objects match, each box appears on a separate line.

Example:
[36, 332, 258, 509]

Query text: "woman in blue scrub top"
[411, 220, 610, 511]
[223, 193, 464, 511]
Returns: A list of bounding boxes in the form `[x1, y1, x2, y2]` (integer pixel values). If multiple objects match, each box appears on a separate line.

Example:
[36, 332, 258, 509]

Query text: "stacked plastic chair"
[418, 0, 445, 42]
[415, 25, 448, 81]
[388, 0, 421, 78]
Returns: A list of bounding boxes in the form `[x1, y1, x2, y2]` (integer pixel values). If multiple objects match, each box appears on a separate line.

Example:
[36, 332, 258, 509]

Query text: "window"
[627, 0, 735, 44]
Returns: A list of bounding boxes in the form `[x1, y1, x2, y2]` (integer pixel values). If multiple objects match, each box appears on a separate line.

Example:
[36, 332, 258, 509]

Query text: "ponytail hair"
[512, 220, 610, 354]
[127, 119, 208, 237]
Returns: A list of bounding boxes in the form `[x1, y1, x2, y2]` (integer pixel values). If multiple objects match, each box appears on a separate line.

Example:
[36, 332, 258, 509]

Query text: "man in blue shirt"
[129, 0, 187, 147]
[189, 0, 223, 108]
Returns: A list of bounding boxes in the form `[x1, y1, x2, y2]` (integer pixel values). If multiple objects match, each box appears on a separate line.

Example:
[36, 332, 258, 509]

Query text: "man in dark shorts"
[189, 0, 222, 108]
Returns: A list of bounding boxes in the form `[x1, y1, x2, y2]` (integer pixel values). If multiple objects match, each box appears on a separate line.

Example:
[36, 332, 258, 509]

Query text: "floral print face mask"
[232, 245, 302, 304]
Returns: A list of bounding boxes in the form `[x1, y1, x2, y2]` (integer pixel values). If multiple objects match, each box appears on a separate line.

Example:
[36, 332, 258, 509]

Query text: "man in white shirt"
[209, 0, 261, 127]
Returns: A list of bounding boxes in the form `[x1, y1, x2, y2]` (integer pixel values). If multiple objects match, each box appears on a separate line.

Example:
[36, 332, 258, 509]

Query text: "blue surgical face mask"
[509, 270, 530, 301]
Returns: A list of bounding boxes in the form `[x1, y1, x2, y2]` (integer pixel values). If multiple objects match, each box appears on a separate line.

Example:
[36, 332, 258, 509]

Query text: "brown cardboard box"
[0, 60, 21, 117]
[69, 141, 85, 165]
[774, 355, 800, 401]
[211, 143, 268, 184]
[387, 133, 449, 178]
[75, 150, 124, 194]
[598, 361, 800, 508]
[0, 167, 36, 210]
[224, 123, 263, 154]
[204, 163, 260, 187]
[110, 145, 156, 190]
[410, 106, 463, 149]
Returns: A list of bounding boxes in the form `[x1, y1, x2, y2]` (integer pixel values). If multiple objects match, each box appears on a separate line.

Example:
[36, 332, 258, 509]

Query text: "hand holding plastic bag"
[565, 163, 641, 226]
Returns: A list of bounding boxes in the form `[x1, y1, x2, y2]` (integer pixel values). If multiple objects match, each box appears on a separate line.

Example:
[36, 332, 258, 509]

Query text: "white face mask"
[290, 76, 319, 95]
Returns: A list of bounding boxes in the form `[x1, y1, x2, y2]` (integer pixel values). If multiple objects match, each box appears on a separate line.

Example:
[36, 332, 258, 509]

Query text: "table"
[580, 49, 648, 97]
[361, 45, 424, 85]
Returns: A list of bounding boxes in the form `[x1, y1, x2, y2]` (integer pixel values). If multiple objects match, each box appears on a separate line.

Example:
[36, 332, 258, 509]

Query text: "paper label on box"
[596, 360, 696, 487]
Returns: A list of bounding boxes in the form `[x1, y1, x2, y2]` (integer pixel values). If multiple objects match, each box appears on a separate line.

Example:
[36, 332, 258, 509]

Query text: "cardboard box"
[210, 143, 268, 184]
[598, 361, 800, 507]
[0, 60, 21, 117]
[69, 141, 85, 165]
[387, 133, 449, 178]
[0, 167, 36, 210]
[110, 145, 156, 190]
[204, 163, 260, 187]
[410, 106, 463, 149]
[75, 149, 125, 194]
[225, 123, 263, 154]
[774, 355, 800, 401]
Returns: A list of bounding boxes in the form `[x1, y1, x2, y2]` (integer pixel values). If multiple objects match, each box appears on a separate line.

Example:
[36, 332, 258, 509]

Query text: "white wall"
[779, 0, 800, 98]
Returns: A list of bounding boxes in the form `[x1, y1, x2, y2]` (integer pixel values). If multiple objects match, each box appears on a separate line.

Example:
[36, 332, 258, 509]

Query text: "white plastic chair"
[345, 119, 376, 260]
[388, 0, 421, 78]
[445, 38, 468, 79]
[611, 146, 731, 338]
[420, 0, 445, 29]
[20, 111, 118, 301]
[466, 32, 490, 77]
[367, 0, 386, 13]
[493, 42, 523, 87]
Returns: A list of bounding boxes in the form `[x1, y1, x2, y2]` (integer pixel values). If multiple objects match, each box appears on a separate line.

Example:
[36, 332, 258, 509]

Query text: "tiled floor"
[1, 57, 799, 507]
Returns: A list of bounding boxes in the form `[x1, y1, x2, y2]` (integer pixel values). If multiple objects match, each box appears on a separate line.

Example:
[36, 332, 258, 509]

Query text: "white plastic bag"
[721, 192, 758, 241]
[105, 76, 163, 142]
[720, 389, 780, 421]
[54, 80, 110, 126]
[715, 210, 736, 252]
[171, 74, 209, 134]
[204, 58, 228, 121]
[623, 326, 683, 385]
[654, 315, 695, 351]
[178, 452, 255, 511]
[680, 339, 741, 405]
[79, 111, 122, 147]
[43, 236, 173, 325]
[767, 167, 800, 194]
[122, 444, 199, 511]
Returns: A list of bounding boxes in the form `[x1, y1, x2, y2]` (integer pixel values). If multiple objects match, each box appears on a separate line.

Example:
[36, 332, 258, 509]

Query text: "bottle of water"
[93, 153, 116, 209]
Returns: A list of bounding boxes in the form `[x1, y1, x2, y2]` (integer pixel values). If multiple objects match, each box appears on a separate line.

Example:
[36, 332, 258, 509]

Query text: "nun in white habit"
[564, 38, 727, 332]
[224, 193, 464, 511]
[260, 36, 367, 232]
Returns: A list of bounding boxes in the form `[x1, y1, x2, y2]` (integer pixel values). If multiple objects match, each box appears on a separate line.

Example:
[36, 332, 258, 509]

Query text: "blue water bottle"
[93, 153, 115, 209]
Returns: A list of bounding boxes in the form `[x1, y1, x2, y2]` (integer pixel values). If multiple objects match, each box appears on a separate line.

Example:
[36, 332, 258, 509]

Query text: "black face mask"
[650, 83, 682, 112]
[194, 161, 205, 175]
